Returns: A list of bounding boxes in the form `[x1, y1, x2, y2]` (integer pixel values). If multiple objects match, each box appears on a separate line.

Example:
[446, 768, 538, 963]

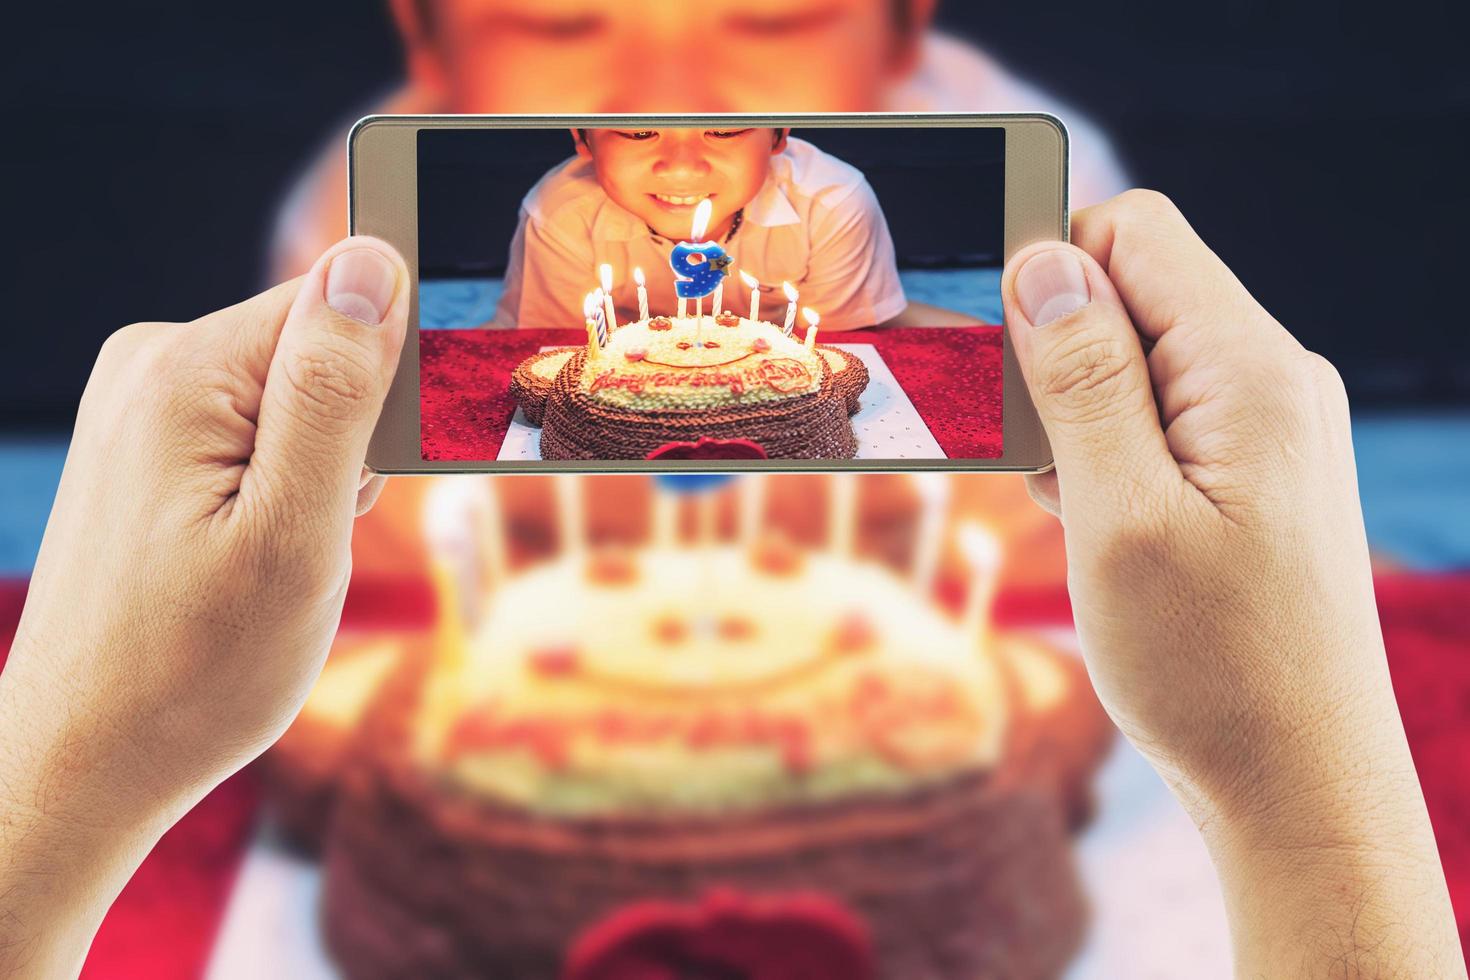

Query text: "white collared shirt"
[493, 138, 907, 331]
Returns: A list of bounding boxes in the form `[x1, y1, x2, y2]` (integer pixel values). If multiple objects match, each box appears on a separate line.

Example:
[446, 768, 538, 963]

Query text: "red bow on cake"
[646, 437, 769, 461]
[563, 889, 874, 980]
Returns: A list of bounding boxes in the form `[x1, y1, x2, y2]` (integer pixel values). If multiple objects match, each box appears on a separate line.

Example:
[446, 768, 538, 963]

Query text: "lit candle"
[555, 474, 585, 556]
[741, 270, 761, 322]
[781, 282, 798, 336]
[802, 308, 820, 350]
[424, 476, 500, 660]
[957, 521, 1003, 643]
[599, 264, 619, 331]
[828, 473, 857, 558]
[670, 198, 731, 322]
[633, 266, 649, 320]
[908, 473, 949, 595]
[481, 477, 507, 585]
[584, 290, 606, 355]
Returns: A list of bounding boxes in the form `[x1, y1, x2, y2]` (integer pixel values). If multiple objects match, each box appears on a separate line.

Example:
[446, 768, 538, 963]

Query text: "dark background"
[418, 126, 1006, 276]
[4, 2, 1467, 427]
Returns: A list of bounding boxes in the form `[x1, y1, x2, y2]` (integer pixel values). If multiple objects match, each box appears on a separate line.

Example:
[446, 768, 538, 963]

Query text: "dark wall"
[417, 126, 1005, 277]
[4, 1, 1467, 428]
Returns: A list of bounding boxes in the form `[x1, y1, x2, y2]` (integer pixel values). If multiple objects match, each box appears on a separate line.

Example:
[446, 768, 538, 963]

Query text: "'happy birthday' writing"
[590, 358, 813, 396]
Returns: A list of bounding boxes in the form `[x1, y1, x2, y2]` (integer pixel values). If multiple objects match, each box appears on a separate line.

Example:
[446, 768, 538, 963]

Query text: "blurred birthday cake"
[313, 475, 1113, 979]
[511, 200, 867, 460]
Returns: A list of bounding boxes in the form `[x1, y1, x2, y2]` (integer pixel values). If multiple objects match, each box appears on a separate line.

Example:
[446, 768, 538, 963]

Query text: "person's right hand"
[1002, 190, 1464, 976]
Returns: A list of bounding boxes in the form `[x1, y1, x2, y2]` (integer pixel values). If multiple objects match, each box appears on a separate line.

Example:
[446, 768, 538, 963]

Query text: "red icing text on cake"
[443, 667, 984, 775]
[589, 358, 812, 397]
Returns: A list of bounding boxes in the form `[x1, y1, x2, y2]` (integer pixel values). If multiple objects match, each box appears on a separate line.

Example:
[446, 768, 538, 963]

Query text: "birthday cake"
[320, 480, 1101, 979]
[510, 198, 867, 461]
[519, 311, 863, 460]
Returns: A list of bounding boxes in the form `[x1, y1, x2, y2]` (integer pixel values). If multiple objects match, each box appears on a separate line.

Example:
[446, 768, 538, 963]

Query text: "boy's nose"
[602, 38, 732, 114]
[650, 132, 714, 179]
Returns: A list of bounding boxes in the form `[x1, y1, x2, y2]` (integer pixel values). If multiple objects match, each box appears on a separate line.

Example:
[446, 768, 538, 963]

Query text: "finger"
[356, 474, 389, 516]
[1024, 471, 1061, 518]
[247, 236, 409, 528]
[1003, 241, 1181, 520]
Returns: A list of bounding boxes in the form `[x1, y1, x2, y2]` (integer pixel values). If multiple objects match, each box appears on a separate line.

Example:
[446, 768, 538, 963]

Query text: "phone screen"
[416, 125, 1005, 465]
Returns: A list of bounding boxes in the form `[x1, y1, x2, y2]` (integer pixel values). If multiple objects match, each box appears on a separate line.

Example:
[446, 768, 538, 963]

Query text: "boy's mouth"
[650, 193, 714, 209]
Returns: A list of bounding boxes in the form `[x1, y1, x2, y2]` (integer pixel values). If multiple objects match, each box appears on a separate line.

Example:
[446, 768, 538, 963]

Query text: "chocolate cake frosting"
[539, 349, 858, 461]
[323, 655, 1087, 980]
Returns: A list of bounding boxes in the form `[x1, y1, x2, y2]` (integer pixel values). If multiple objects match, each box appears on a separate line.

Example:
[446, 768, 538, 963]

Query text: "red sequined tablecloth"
[419, 326, 1005, 462]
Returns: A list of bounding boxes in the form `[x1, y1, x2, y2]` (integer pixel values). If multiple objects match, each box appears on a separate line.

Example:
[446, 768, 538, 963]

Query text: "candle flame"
[739, 269, 759, 289]
[633, 266, 646, 286]
[690, 198, 713, 240]
[802, 307, 820, 327]
[599, 264, 614, 292]
[423, 475, 490, 559]
[782, 281, 798, 302]
[583, 291, 599, 318]
[909, 472, 950, 504]
[958, 521, 1003, 570]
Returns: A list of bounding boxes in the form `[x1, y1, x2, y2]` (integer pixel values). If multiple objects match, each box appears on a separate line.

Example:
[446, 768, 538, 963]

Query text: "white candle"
[555, 474, 585, 556]
[908, 473, 949, 595]
[481, 477, 507, 585]
[828, 473, 857, 558]
[678, 296, 688, 319]
[652, 487, 679, 548]
[424, 476, 498, 637]
[711, 278, 725, 319]
[802, 308, 820, 350]
[583, 291, 602, 359]
[633, 266, 649, 320]
[740, 270, 760, 322]
[599, 264, 618, 331]
[738, 475, 766, 545]
[957, 521, 1003, 642]
[781, 282, 798, 336]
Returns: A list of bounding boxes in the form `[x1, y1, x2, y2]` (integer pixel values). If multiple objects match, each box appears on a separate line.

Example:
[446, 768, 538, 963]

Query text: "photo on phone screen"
[416, 125, 1004, 464]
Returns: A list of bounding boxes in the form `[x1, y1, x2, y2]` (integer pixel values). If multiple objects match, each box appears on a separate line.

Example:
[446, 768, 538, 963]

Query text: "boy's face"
[575, 128, 788, 241]
[405, 0, 927, 113]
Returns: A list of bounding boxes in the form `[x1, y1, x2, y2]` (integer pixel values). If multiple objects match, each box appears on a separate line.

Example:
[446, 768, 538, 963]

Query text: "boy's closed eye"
[609, 129, 760, 143]
[468, 9, 608, 41]
[722, 3, 847, 38]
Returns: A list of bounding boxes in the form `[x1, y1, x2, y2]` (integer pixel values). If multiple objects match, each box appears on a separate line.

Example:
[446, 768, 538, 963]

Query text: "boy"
[494, 127, 908, 331]
[269, 0, 1126, 280]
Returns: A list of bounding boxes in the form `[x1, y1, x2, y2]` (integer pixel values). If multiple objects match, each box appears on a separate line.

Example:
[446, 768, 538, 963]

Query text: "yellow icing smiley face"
[523, 545, 869, 700]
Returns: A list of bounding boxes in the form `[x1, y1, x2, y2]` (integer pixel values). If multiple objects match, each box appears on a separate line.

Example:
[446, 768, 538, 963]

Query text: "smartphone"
[352, 113, 1065, 474]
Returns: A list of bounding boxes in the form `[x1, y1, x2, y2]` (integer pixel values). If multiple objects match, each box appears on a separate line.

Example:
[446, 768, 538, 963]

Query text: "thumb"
[250, 236, 408, 523]
[1002, 242, 1178, 516]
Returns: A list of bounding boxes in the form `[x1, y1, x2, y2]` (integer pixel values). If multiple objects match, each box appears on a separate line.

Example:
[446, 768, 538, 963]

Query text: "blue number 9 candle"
[670, 199, 732, 315]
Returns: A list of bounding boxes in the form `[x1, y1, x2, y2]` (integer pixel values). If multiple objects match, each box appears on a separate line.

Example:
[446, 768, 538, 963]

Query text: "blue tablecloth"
[2, 415, 1466, 576]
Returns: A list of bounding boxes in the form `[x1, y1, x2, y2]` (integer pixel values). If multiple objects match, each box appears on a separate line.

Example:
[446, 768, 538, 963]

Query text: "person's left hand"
[0, 236, 407, 978]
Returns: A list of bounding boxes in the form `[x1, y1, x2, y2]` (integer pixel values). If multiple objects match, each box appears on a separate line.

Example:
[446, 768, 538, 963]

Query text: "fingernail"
[1015, 249, 1091, 327]
[326, 247, 398, 325]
